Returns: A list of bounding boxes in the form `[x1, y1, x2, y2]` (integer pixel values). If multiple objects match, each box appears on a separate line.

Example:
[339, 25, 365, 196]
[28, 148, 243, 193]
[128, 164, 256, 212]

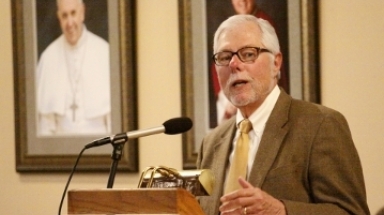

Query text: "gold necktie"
[224, 119, 253, 194]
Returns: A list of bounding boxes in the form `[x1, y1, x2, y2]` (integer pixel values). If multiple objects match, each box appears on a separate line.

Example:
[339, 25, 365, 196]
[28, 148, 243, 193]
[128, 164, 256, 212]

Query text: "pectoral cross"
[70, 101, 78, 121]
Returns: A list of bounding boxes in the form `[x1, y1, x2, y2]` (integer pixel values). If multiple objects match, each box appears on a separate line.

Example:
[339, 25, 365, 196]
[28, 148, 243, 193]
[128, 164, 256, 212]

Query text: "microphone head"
[163, 117, 193, 135]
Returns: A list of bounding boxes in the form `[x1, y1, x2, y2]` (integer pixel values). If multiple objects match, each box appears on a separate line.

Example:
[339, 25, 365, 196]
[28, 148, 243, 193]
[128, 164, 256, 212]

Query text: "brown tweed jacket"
[197, 90, 370, 215]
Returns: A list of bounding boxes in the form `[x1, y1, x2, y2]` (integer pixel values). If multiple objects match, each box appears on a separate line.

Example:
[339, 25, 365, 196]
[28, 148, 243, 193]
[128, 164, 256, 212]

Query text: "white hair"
[213, 14, 280, 54]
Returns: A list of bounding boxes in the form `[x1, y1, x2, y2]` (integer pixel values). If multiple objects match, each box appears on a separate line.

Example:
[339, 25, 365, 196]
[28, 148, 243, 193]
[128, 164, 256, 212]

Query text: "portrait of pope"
[35, 0, 111, 136]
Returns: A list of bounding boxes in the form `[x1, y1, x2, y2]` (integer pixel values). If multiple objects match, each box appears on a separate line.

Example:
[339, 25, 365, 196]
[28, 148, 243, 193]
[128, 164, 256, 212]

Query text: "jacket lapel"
[211, 120, 236, 215]
[248, 90, 291, 187]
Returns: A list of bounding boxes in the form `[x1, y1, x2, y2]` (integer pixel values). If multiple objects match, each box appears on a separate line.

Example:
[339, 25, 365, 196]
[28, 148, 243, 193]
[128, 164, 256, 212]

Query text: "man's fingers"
[238, 177, 253, 189]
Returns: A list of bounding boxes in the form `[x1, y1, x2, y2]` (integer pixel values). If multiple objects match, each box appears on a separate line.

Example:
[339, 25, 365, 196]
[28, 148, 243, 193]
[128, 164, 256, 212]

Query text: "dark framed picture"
[12, 0, 138, 172]
[179, 0, 320, 169]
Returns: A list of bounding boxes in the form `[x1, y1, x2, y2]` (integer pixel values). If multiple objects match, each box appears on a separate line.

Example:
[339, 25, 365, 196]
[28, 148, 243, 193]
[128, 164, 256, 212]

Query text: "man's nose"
[66, 16, 75, 28]
[229, 54, 242, 68]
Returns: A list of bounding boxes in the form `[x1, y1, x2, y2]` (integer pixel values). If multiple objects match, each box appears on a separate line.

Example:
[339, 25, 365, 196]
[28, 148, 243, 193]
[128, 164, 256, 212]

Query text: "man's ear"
[274, 52, 283, 71]
[273, 52, 283, 78]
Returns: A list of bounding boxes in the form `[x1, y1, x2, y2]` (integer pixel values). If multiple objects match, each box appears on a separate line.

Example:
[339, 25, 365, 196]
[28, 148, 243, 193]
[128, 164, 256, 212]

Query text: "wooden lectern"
[67, 188, 206, 215]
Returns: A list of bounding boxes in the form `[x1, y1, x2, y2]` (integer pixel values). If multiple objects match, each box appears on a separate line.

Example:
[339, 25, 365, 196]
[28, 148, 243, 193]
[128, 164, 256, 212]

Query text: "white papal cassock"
[36, 26, 111, 136]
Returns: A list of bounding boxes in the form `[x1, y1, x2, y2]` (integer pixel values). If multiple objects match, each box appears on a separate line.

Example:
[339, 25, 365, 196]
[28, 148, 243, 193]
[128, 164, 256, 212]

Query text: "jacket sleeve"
[282, 110, 370, 215]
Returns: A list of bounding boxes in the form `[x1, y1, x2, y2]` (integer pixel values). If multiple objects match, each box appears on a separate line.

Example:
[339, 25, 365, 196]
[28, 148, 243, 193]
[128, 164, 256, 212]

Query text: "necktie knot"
[239, 119, 252, 134]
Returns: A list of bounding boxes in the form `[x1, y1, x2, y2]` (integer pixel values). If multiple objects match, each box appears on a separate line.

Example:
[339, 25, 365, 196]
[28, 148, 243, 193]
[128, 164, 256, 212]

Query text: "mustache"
[225, 73, 253, 87]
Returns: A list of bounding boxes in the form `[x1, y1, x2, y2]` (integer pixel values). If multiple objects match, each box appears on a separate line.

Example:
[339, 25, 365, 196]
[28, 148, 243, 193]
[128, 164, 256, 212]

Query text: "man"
[214, 0, 288, 126]
[36, 0, 111, 136]
[197, 15, 370, 215]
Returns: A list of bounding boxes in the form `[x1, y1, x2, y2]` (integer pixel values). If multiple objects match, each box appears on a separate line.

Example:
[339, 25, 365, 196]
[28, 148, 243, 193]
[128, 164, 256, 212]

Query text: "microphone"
[85, 117, 193, 149]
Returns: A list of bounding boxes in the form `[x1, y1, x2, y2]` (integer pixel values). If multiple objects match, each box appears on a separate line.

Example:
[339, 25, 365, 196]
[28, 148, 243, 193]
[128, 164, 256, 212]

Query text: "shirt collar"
[236, 85, 280, 134]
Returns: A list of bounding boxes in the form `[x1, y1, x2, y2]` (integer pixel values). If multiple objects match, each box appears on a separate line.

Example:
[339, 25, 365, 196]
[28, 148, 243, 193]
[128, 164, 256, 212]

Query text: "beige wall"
[0, 0, 383, 214]
[320, 1, 384, 213]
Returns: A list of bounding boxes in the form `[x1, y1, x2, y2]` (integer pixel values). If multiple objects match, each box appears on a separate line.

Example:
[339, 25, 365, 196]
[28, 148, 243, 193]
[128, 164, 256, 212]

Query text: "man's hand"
[219, 177, 286, 215]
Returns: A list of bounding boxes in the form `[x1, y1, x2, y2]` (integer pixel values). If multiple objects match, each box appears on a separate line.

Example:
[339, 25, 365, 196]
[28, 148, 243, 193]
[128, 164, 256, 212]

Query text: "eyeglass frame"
[212, 46, 272, 66]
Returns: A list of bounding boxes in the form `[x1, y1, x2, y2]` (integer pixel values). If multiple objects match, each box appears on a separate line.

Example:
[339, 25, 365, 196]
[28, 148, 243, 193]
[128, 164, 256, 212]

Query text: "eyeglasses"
[212, 47, 271, 66]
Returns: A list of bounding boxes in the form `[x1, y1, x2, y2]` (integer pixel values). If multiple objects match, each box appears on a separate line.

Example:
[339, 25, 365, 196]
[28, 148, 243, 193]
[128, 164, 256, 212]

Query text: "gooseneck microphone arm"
[107, 142, 125, 188]
[85, 117, 193, 149]
[104, 117, 193, 188]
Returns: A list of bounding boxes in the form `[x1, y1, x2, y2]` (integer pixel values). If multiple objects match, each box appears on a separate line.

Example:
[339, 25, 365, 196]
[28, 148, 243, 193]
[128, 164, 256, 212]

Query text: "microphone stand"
[107, 137, 127, 188]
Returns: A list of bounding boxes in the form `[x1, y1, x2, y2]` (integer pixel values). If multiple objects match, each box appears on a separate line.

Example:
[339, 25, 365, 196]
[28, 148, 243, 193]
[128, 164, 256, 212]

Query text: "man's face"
[231, 0, 255, 14]
[57, 0, 85, 46]
[215, 22, 281, 110]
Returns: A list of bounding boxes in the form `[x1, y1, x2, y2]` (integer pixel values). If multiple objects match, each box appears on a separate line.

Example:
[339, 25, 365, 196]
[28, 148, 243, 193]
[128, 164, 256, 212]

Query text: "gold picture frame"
[12, 0, 138, 172]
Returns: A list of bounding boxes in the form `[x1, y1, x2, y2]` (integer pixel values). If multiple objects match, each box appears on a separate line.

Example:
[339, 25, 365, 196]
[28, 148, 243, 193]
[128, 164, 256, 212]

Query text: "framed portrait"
[12, 0, 138, 172]
[179, 0, 320, 169]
